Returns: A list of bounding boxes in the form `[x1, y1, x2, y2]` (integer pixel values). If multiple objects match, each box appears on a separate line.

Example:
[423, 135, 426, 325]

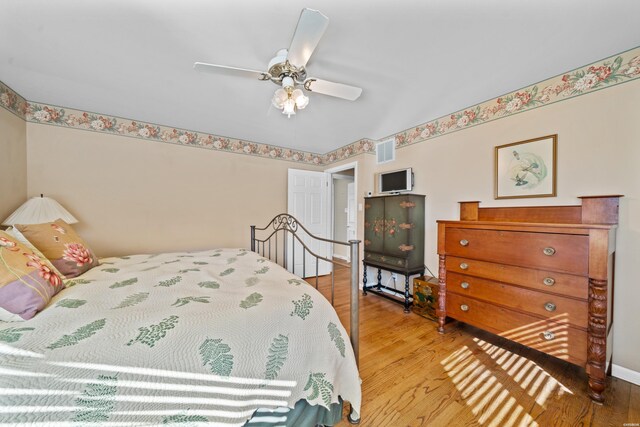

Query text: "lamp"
[271, 76, 309, 118]
[2, 195, 78, 226]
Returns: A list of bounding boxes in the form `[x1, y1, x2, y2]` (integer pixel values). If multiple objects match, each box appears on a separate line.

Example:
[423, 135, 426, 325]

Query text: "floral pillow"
[0, 231, 64, 321]
[15, 219, 99, 278]
[5, 226, 67, 283]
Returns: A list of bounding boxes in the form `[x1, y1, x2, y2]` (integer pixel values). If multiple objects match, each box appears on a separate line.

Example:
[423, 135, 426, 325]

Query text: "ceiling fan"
[194, 8, 363, 118]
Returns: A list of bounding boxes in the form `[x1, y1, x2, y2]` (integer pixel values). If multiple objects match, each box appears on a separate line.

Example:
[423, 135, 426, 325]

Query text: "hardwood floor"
[307, 264, 639, 427]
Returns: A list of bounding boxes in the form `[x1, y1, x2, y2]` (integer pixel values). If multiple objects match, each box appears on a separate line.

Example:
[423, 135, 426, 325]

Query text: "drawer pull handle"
[459, 262, 469, 270]
[459, 239, 469, 247]
[541, 331, 555, 341]
[460, 304, 469, 312]
[543, 277, 556, 286]
[544, 302, 557, 312]
[543, 247, 556, 256]
[460, 282, 470, 289]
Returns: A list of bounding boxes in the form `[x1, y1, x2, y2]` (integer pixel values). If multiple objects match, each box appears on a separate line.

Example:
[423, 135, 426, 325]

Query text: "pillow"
[15, 219, 99, 278]
[5, 226, 67, 284]
[0, 230, 64, 321]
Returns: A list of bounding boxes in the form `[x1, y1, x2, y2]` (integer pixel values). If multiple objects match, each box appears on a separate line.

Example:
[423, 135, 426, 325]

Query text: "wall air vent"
[376, 138, 395, 164]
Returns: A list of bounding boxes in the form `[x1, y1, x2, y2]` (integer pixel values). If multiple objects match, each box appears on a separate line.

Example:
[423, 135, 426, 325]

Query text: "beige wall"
[26, 124, 320, 257]
[353, 79, 640, 373]
[0, 108, 27, 221]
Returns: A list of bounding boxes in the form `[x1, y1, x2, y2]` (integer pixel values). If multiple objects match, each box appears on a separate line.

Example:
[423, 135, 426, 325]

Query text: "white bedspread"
[0, 249, 361, 426]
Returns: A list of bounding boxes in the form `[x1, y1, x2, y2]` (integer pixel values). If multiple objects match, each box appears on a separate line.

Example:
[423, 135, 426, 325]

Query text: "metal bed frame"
[251, 213, 361, 424]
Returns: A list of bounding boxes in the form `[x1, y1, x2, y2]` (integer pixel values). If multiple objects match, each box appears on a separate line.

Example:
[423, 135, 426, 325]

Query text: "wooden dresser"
[436, 196, 621, 403]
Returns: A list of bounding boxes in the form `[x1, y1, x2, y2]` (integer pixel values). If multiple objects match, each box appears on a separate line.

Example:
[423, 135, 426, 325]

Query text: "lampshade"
[292, 89, 309, 110]
[271, 80, 310, 118]
[282, 98, 296, 117]
[272, 88, 288, 109]
[2, 195, 78, 226]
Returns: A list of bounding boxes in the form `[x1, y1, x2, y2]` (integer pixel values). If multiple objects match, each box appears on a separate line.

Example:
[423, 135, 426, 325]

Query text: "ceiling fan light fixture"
[282, 98, 296, 118]
[273, 84, 307, 117]
[272, 88, 288, 109]
[292, 88, 309, 109]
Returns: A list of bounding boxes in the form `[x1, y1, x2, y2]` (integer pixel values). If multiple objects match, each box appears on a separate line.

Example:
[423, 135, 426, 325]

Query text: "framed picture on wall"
[494, 134, 557, 199]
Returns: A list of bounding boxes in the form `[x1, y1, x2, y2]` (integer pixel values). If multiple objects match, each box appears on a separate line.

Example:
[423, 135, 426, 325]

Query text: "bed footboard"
[250, 214, 360, 365]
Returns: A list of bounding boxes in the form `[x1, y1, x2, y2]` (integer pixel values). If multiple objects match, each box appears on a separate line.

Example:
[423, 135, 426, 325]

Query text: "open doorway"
[332, 171, 355, 262]
[325, 162, 358, 263]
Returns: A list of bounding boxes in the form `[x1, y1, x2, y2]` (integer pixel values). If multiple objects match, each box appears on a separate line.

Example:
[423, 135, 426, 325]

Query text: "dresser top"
[436, 220, 616, 234]
[438, 196, 621, 227]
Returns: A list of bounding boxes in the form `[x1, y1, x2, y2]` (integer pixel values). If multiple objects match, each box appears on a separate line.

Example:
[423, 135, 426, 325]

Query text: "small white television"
[378, 168, 413, 194]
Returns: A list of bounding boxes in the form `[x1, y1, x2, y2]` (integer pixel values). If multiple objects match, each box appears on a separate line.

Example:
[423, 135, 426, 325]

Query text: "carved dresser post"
[587, 277, 608, 403]
[437, 254, 447, 333]
[581, 197, 622, 403]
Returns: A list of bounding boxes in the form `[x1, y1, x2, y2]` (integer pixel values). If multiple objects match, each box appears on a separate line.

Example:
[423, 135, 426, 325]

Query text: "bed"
[0, 215, 361, 426]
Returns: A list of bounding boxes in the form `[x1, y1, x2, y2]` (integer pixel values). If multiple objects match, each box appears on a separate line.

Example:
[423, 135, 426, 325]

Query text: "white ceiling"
[1, 0, 639, 153]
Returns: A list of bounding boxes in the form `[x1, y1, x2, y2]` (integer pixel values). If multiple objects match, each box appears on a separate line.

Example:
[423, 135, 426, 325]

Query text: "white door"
[287, 169, 332, 277]
[346, 182, 357, 248]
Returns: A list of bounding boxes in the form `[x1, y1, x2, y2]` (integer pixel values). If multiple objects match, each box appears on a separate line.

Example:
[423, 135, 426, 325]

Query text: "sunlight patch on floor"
[442, 335, 573, 426]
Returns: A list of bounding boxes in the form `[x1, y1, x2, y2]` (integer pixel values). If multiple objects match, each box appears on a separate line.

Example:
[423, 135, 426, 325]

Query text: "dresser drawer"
[446, 293, 587, 365]
[447, 272, 588, 328]
[446, 256, 588, 300]
[445, 228, 589, 275]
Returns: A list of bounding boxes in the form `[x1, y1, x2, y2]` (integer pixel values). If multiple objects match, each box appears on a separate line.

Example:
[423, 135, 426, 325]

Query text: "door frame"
[324, 161, 358, 262]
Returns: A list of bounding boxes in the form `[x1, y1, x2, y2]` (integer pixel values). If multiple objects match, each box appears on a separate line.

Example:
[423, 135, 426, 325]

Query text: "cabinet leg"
[403, 275, 410, 313]
[362, 263, 368, 296]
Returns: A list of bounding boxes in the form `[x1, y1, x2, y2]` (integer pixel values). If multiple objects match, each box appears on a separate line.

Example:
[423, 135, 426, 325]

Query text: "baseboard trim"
[333, 254, 350, 262]
[611, 364, 640, 386]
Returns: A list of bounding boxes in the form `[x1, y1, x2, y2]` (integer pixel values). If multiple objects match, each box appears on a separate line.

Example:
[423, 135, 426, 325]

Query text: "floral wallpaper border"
[0, 80, 27, 120]
[1, 46, 638, 165]
[24, 103, 324, 165]
[388, 46, 640, 150]
[323, 138, 376, 164]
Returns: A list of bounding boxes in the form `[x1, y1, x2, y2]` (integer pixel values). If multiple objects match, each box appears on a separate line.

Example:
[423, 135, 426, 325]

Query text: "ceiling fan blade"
[287, 8, 329, 67]
[304, 78, 362, 101]
[193, 62, 269, 80]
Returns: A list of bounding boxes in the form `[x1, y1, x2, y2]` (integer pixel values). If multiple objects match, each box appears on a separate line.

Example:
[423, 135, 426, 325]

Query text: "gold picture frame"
[494, 134, 557, 199]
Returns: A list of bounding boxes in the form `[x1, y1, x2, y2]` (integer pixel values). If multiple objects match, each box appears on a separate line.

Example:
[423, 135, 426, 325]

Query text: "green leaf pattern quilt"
[0, 249, 361, 425]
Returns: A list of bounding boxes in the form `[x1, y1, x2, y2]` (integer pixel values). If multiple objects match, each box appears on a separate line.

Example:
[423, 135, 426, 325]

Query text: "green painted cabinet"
[363, 194, 426, 311]
[364, 194, 425, 270]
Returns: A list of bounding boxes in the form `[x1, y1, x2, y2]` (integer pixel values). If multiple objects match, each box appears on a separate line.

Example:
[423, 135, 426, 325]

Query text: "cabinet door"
[382, 195, 415, 258]
[364, 197, 385, 254]
[405, 195, 425, 268]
